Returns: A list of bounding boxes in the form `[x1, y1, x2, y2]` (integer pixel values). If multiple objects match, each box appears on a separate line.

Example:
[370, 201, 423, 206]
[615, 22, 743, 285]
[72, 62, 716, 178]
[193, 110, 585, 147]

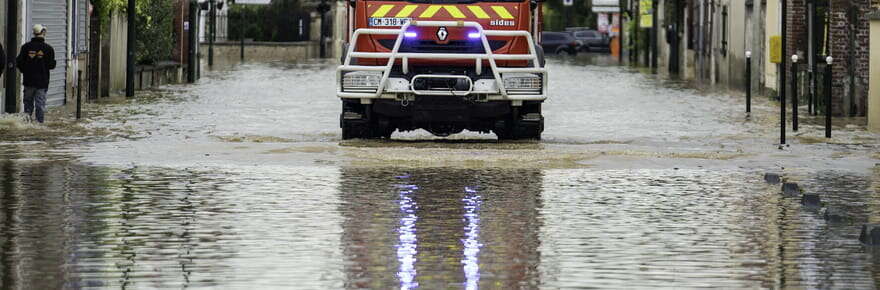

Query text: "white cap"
[826, 56, 834, 65]
[33, 24, 46, 35]
[791, 54, 799, 63]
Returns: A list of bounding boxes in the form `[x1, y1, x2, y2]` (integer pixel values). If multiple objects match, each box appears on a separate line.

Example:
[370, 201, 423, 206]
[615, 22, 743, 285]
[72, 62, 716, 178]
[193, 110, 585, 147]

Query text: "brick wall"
[785, 0, 872, 116]
[784, 0, 808, 93]
[826, 0, 871, 116]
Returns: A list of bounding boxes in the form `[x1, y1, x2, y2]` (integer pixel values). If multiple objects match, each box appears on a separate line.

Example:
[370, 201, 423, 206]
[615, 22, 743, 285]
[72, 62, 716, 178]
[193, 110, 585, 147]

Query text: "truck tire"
[494, 103, 543, 140]
[341, 102, 394, 140]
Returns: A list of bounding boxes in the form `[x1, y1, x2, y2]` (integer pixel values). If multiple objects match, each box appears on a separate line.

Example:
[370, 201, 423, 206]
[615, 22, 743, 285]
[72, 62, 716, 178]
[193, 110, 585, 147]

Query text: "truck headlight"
[342, 71, 383, 92]
[502, 73, 542, 94]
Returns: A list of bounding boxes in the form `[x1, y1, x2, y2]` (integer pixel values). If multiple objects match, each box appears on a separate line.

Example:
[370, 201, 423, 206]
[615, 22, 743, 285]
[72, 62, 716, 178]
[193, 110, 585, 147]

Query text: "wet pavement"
[2, 55, 880, 289]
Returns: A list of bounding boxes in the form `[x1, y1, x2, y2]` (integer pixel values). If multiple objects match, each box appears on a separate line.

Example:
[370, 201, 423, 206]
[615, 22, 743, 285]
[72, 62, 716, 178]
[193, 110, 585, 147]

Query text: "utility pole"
[240, 3, 245, 61]
[5, 0, 18, 112]
[188, 0, 199, 83]
[209, 0, 216, 66]
[318, 0, 331, 58]
[126, 0, 136, 97]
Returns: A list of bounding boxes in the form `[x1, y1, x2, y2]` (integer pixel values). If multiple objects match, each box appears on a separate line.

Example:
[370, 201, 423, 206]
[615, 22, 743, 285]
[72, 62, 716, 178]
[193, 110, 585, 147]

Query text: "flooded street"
[2, 57, 880, 288]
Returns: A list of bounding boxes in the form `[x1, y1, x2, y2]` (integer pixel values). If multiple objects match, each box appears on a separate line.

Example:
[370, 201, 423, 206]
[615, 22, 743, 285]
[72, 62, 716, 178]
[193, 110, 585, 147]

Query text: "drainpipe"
[5, 0, 18, 112]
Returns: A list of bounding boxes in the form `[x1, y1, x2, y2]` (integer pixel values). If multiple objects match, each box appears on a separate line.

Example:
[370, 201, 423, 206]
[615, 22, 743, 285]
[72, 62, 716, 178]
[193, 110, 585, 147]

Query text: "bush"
[228, 0, 310, 42]
[135, 0, 174, 64]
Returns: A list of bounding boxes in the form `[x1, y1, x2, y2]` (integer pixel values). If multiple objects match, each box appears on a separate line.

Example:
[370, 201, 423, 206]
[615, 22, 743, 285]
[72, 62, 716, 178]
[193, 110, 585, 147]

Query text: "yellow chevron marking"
[371, 5, 395, 18]
[420, 5, 442, 18]
[395, 5, 419, 17]
[491, 6, 514, 19]
[467, 6, 490, 19]
[443, 6, 466, 18]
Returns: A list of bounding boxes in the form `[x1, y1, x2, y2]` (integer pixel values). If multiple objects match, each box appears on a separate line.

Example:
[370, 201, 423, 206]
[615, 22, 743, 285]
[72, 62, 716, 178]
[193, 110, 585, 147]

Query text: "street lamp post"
[792, 54, 799, 132]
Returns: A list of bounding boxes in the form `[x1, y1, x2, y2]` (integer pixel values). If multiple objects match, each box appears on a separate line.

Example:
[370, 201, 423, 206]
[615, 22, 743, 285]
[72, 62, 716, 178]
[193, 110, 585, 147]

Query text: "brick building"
[785, 0, 877, 116]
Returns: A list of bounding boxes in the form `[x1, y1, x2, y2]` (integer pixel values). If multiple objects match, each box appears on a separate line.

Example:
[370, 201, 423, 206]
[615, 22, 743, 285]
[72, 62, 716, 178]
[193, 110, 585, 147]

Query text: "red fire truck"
[337, 0, 547, 140]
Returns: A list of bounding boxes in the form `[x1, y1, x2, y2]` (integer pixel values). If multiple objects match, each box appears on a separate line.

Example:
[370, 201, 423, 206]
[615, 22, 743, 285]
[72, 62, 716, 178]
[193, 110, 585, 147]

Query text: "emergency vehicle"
[337, 0, 547, 140]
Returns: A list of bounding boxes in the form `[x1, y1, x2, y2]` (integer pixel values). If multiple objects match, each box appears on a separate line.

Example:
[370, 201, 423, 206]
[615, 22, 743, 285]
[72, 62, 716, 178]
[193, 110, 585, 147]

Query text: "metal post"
[792, 54, 799, 132]
[76, 71, 82, 119]
[632, 0, 639, 64]
[188, 0, 198, 83]
[126, 0, 136, 97]
[825, 56, 833, 138]
[780, 0, 787, 145]
[5, 0, 18, 113]
[319, 0, 328, 59]
[651, 0, 658, 70]
[240, 4, 245, 61]
[618, 5, 624, 64]
[807, 0, 815, 115]
[746, 51, 752, 115]
[320, 11, 326, 58]
[208, 0, 215, 67]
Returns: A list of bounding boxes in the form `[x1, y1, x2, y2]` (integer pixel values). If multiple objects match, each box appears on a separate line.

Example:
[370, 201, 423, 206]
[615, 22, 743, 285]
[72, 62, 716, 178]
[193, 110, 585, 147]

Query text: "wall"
[747, 0, 766, 95]
[764, 0, 779, 93]
[102, 11, 128, 96]
[199, 41, 318, 65]
[828, 0, 871, 116]
[869, 13, 880, 132]
[333, 0, 347, 61]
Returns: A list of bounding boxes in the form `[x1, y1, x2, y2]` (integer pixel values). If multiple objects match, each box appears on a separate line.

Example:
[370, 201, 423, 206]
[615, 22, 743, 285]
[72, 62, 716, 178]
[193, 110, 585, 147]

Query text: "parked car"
[570, 30, 610, 52]
[540, 32, 580, 56]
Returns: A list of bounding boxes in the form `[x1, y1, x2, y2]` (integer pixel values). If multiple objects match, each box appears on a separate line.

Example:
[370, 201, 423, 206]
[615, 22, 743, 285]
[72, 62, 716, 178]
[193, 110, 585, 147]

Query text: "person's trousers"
[23, 87, 47, 123]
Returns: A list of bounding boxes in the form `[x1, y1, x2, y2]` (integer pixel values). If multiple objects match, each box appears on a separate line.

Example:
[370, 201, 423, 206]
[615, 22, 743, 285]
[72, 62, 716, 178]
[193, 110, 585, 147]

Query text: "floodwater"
[2, 55, 880, 289]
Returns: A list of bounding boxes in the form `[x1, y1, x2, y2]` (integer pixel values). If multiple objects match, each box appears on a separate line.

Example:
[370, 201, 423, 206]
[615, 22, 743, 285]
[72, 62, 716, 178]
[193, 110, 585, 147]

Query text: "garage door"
[27, 0, 67, 107]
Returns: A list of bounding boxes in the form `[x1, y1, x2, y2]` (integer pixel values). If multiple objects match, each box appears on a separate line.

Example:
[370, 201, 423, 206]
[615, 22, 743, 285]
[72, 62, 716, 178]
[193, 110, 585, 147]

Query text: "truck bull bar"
[337, 21, 547, 102]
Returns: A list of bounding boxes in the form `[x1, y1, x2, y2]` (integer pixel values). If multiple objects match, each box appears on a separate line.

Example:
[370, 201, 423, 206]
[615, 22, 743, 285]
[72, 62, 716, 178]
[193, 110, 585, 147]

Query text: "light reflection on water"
[395, 182, 419, 290]
[2, 151, 880, 288]
[462, 186, 483, 290]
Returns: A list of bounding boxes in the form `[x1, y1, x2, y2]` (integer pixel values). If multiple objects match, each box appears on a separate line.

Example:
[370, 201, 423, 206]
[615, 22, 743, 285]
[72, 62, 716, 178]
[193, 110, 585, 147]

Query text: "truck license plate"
[369, 18, 411, 27]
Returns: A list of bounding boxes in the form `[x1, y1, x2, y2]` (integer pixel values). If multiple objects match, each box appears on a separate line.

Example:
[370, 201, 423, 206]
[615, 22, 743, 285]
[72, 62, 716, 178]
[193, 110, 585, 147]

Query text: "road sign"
[770, 36, 781, 63]
[639, 0, 653, 28]
[564, 0, 573, 7]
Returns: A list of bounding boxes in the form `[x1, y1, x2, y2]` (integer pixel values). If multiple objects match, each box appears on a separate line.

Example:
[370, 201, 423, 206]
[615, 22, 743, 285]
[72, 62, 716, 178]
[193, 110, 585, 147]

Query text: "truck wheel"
[341, 102, 393, 140]
[494, 105, 543, 140]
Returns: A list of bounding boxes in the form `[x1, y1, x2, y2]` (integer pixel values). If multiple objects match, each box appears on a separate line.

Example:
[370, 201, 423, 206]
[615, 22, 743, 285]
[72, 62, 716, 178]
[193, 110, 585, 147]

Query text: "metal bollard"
[792, 55, 799, 132]
[781, 65, 787, 145]
[825, 56, 833, 138]
[746, 51, 752, 116]
[76, 70, 82, 120]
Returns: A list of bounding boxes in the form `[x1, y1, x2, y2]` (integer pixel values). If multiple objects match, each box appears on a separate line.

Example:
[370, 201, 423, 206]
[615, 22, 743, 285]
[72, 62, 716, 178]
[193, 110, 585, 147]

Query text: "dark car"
[571, 30, 610, 52]
[540, 32, 580, 56]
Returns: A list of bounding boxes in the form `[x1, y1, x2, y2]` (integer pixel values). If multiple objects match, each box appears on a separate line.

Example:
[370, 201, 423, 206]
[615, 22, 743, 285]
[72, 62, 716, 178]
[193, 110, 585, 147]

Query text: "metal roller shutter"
[27, 0, 67, 107]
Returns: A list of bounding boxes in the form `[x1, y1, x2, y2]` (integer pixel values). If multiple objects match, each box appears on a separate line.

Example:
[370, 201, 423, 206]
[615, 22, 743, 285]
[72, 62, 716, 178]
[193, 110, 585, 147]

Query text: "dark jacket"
[17, 37, 56, 89]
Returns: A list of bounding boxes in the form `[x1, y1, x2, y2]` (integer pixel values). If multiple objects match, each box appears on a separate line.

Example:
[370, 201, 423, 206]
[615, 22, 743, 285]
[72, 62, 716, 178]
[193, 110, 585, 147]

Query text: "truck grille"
[378, 39, 508, 54]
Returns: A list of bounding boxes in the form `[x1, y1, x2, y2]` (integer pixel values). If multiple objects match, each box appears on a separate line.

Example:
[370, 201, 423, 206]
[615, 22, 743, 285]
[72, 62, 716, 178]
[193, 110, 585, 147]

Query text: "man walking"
[17, 24, 55, 123]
